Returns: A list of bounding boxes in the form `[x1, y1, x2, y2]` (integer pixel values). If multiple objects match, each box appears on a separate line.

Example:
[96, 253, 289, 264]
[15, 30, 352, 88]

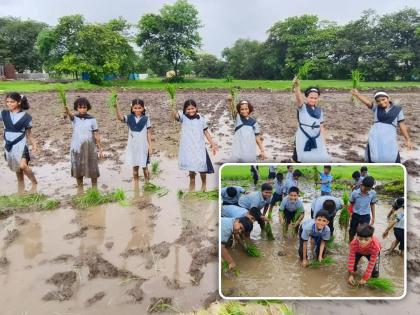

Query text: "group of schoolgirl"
[220, 165, 405, 286]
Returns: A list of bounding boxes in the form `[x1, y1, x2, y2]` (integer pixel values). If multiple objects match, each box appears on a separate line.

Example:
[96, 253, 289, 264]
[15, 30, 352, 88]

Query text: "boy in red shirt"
[348, 223, 381, 285]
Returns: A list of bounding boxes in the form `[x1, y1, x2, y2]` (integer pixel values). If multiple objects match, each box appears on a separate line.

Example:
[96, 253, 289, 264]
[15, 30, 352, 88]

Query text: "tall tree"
[136, 0, 202, 78]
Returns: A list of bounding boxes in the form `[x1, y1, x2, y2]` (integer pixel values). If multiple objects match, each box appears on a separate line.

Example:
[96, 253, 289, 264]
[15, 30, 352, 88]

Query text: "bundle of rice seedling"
[342, 191, 349, 206]
[144, 182, 169, 197]
[0, 193, 60, 211]
[339, 206, 350, 230]
[246, 243, 261, 257]
[308, 256, 336, 268]
[366, 277, 395, 293]
[228, 86, 240, 121]
[176, 190, 218, 200]
[265, 223, 275, 240]
[312, 166, 319, 184]
[292, 61, 313, 90]
[350, 70, 364, 104]
[107, 90, 118, 113]
[112, 188, 129, 206]
[57, 85, 68, 119]
[151, 161, 160, 175]
[166, 84, 176, 113]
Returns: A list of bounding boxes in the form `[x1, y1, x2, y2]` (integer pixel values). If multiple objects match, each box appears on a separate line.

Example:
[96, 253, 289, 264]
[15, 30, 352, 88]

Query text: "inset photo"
[219, 164, 406, 299]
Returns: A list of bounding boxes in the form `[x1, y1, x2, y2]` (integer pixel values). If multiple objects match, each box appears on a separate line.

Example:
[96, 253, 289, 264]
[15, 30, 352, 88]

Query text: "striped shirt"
[347, 236, 381, 281]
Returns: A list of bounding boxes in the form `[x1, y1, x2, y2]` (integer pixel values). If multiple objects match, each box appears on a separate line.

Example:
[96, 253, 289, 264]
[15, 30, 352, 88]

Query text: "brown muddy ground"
[0, 90, 420, 314]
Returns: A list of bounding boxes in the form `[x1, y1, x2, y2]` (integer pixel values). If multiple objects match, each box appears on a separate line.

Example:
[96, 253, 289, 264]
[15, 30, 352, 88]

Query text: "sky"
[0, 0, 418, 56]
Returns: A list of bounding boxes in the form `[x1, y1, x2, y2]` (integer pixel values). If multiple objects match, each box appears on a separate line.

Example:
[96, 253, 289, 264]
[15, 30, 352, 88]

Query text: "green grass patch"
[246, 243, 261, 257]
[72, 188, 128, 208]
[308, 256, 336, 268]
[0, 193, 60, 211]
[1, 78, 420, 93]
[177, 189, 218, 200]
[143, 183, 168, 197]
[376, 180, 404, 196]
[366, 277, 395, 293]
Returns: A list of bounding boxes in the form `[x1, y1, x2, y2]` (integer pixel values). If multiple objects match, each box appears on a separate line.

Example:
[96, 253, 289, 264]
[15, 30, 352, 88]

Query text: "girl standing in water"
[173, 99, 217, 191]
[64, 97, 103, 193]
[351, 90, 412, 162]
[115, 98, 152, 182]
[292, 78, 331, 162]
[1, 93, 38, 192]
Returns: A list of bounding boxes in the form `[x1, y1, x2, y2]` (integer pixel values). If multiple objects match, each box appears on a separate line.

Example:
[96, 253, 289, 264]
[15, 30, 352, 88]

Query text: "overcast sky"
[1, 0, 418, 56]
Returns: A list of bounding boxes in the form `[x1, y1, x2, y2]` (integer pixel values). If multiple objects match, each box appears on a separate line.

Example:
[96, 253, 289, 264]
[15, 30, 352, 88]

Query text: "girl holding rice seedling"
[291, 78, 331, 162]
[225, 97, 266, 162]
[351, 90, 413, 162]
[64, 97, 103, 193]
[115, 98, 152, 183]
[172, 99, 217, 191]
[1, 93, 39, 193]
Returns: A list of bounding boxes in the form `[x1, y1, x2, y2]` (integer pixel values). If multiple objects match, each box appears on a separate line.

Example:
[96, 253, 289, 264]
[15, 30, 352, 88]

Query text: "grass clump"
[144, 182, 169, 197]
[366, 277, 395, 293]
[246, 243, 261, 257]
[0, 193, 60, 211]
[177, 189, 218, 200]
[151, 161, 160, 175]
[72, 188, 128, 208]
[308, 256, 336, 268]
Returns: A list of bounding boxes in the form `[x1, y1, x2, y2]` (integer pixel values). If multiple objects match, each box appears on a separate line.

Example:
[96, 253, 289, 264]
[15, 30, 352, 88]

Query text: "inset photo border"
[219, 163, 407, 300]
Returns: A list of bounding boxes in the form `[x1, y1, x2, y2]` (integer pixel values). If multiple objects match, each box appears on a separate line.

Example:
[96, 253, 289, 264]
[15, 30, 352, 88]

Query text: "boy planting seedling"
[298, 210, 331, 267]
[221, 216, 254, 270]
[279, 186, 304, 236]
[348, 223, 381, 286]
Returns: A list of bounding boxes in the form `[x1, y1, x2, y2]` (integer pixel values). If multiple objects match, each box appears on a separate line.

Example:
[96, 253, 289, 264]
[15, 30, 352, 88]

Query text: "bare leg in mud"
[200, 172, 206, 192]
[133, 166, 139, 181]
[20, 158, 37, 193]
[16, 169, 25, 194]
[76, 177, 84, 194]
[91, 177, 98, 189]
[189, 172, 196, 192]
[143, 167, 150, 183]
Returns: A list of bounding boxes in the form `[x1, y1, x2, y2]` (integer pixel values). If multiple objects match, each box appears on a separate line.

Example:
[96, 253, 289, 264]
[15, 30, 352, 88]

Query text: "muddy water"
[222, 182, 405, 298]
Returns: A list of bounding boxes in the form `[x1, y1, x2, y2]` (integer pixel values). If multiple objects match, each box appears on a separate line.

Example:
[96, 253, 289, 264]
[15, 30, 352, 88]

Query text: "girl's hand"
[228, 262, 236, 270]
[259, 152, 266, 160]
[32, 144, 39, 155]
[292, 76, 300, 88]
[351, 89, 359, 96]
[226, 95, 233, 106]
[405, 139, 413, 150]
[358, 279, 366, 285]
[348, 274, 356, 286]
[148, 147, 153, 155]
[98, 148, 104, 159]
[370, 218, 375, 225]
[211, 144, 218, 156]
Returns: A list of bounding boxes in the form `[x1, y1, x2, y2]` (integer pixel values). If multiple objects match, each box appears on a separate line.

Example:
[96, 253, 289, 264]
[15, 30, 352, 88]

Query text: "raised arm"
[292, 77, 305, 108]
[351, 89, 373, 109]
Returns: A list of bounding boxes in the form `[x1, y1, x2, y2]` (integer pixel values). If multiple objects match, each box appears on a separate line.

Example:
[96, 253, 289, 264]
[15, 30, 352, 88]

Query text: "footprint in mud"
[127, 279, 146, 303]
[3, 229, 19, 248]
[0, 256, 9, 267]
[163, 276, 183, 290]
[85, 291, 106, 307]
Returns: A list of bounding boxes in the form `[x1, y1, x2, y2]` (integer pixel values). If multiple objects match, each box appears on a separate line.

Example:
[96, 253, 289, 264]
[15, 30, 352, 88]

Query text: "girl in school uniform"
[292, 78, 331, 162]
[64, 97, 103, 192]
[226, 96, 266, 162]
[173, 99, 217, 191]
[1, 93, 38, 192]
[115, 98, 152, 182]
[351, 90, 412, 163]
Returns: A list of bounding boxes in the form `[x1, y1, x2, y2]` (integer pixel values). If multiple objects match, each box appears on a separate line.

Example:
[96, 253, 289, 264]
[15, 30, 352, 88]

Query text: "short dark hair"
[393, 197, 404, 210]
[322, 199, 336, 213]
[6, 92, 29, 110]
[74, 97, 91, 110]
[362, 176, 375, 188]
[226, 187, 237, 198]
[360, 166, 368, 173]
[315, 209, 330, 220]
[183, 99, 198, 114]
[352, 171, 361, 179]
[238, 216, 253, 234]
[288, 186, 299, 194]
[287, 165, 293, 170]
[356, 223, 374, 238]
[324, 165, 331, 171]
[261, 183, 273, 191]
[293, 170, 302, 178]
[249, 207, 261, 220]
[236, 100, 254, 114]
[304, 87, 321, 97]
[275, 172, 284, 180]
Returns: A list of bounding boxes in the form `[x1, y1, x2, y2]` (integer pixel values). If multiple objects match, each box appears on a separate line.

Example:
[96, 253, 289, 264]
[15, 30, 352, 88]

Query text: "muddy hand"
[358, 279, 366, 285]
[348, 274, 356, 286]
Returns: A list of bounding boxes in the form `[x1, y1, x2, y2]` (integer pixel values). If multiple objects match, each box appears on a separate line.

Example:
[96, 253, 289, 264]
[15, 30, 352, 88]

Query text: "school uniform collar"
[75, 113, 94, 119]
[184, 113, 200, 120]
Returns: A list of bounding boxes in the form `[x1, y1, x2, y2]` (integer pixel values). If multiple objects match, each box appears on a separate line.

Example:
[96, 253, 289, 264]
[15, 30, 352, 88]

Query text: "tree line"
[0, 0, 419, 83]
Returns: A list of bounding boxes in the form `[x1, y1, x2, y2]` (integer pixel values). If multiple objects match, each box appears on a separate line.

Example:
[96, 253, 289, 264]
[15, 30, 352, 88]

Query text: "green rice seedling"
[151, 161, 160, 175]
[220, 301, 245, 315]
[308, 256, 336, 268]
[147, 297, 178, 313]
[57, 85, 68, 118]
[72, 189, 112, 208]
[350, 69, 364, 104]
[366, 277, 395, 293]
[166, 84, 176, 113]
[279, 304, 295, 315]
[177, 189, 184, 199]
[112, 188, 129, 206]
[265, 222, 275, 240]
[0, 193, 60, 211]
[107, 90, 118, 113]
[267, 211, 273, 220]
[222, 261, 240, 277]
[177, 190, 218, 200]
[246, 243, 261, 257]
[339, 206, 350, 232]
[143, 182, 169, 198]
[228, 86, 240, 121]
[342, 191, 349, 206]
[312, 166, 319, 184]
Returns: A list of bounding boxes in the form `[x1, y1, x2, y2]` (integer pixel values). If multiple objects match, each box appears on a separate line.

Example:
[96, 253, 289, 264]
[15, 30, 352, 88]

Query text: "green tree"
[192, 53, 226, 78]
[136, 0, 202, 78]
[0, 17, 47, 72]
